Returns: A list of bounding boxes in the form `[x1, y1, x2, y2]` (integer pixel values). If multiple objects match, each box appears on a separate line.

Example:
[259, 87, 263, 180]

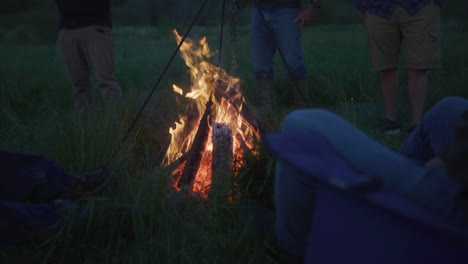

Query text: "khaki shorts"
[365, 1, 441, 71]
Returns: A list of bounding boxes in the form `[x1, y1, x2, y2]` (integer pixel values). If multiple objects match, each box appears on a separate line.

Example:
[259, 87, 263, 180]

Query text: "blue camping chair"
[265, 132, 468, 264]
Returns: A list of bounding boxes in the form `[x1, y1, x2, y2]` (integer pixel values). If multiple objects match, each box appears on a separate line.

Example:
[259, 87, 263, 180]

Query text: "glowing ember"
[162, 29, 260, 197]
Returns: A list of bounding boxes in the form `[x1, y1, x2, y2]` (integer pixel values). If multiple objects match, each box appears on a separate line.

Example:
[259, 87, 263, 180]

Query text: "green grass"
[0, 24, 467, 263]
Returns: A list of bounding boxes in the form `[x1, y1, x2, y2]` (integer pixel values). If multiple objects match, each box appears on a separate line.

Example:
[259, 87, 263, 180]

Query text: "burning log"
[160, 101, 205, 167]
[239, 102, 260, 132]
[211, 123, 233, 174]
[211, 122, 233, 202]
[177, 96, 213, 192]
[235, 133, 252, 156]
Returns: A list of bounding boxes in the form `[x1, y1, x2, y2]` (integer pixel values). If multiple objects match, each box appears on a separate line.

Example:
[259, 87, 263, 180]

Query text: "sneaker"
[61, 165, 112, 200]
[376, 119, 401, 135]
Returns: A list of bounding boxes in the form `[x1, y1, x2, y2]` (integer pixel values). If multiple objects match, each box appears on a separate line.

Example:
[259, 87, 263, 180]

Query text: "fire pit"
[161, 30, 260, 199]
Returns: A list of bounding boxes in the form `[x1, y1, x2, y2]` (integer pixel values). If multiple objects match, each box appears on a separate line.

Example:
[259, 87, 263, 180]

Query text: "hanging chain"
[217, 0, 226, 67]
[230, 0, 239, 73]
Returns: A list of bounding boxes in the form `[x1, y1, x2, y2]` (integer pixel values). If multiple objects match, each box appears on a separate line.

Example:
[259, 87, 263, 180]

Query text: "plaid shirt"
[354, 0, 445, 19]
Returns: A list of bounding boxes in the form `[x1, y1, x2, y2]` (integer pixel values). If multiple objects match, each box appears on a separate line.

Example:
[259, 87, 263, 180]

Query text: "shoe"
[61, 165, 112, 200]
[376, 119, 401, 135]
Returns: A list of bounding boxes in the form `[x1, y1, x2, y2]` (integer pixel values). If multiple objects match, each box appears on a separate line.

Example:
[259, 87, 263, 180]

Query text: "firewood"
[212, 123, 233, 174]
[177, 96, 213, 191]
[219, 87, 260, 133]
[160, 101, 200, 167]
[239, 101, 260, 132]
[235, 132, 253, 156]
[211, 122, 233, 202]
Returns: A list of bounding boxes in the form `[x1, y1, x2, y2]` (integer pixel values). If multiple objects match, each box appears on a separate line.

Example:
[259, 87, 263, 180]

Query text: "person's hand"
[294, 4, 317, 30]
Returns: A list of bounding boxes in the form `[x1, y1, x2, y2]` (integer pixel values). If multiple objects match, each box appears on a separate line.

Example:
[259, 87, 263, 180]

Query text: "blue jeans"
[274, 97, 468, 256]
[400, 96, 468, 163]
[0, 151, 77, 245]
[250, 8, 307, 80]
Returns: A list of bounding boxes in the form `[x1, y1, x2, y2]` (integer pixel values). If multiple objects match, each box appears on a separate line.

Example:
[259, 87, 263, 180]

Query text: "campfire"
[162, 30, 260, 199]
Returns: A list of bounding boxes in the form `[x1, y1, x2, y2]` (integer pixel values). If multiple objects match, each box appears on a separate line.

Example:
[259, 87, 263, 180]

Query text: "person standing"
[355, 0, 444, 134]
[251, 0, 320, 119]
[55, 0, 121, 111]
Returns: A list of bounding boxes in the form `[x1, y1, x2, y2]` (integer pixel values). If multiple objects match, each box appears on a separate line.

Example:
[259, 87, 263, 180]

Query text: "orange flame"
[163, 29, 259, 196]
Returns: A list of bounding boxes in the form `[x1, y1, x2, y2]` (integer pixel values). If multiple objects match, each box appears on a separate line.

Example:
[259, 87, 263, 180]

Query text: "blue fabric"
[266, 97, 468, 256]
[0, 151, 73, 203]
[354, 0, 444, 19]
[267, 132, 363, 255]
[278, 109, 463, 220]
[266, 131, 466, 256]
[250, 8, 307, 80]
[0, 151, 76, 246]
[266, 131, 468, 258]
[304, 185, 468, 264]
[266, 132, 362, 187]
[400, 96, 468, 164]
[0, 200, 75, 245]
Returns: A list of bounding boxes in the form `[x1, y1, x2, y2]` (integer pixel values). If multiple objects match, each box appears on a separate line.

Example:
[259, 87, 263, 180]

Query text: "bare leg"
[407, 69, 428, 126]
[381, 68, 399, 121]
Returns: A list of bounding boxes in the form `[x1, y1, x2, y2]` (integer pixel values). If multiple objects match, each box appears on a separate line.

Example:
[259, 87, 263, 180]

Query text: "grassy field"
[0, 24, 467, 263]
